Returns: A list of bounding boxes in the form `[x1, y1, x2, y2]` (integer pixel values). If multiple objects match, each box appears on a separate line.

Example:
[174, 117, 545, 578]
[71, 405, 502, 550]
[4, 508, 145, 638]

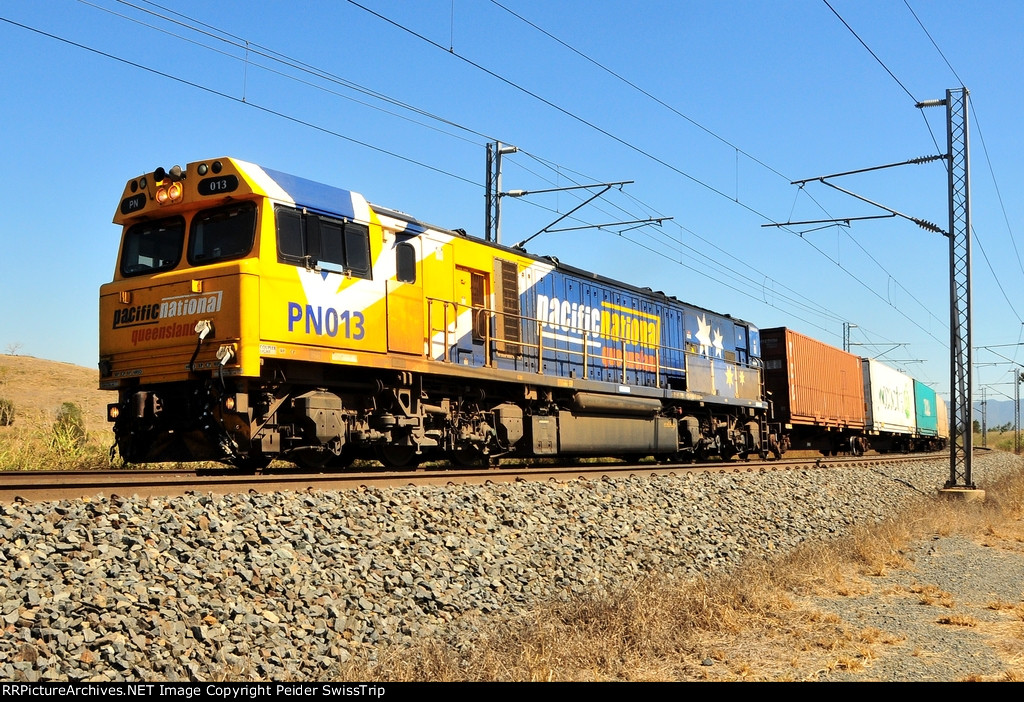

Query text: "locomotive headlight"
[156, 187, 169, 205]
[168, 182, 183, 202]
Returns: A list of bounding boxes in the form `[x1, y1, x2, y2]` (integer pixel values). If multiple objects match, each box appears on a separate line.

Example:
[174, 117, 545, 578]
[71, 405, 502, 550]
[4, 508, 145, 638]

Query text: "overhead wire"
[479, 1, 951, 349]
[513, 151, 855, 328]
[102, 0, 958, 350]
[114, 0, 498, 144]
[0, 15, 481, 188]
[901, 2, 1024, 330]
[9, 1, 963, 363]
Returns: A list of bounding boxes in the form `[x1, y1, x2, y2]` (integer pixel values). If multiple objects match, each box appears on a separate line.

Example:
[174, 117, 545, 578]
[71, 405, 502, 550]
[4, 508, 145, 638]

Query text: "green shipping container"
[913, 379, 939, 437]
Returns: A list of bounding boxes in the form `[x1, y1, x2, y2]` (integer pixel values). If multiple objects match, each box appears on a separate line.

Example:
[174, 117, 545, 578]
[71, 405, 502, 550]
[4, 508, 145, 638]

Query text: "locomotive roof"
[250, 162, 756, 329]
[371, 202, 755, 328]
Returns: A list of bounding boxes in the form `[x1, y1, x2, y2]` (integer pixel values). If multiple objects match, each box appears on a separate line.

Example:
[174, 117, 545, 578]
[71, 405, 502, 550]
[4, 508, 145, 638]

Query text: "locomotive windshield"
[120, 216, 185, 277]
[187, 202, 257, 265]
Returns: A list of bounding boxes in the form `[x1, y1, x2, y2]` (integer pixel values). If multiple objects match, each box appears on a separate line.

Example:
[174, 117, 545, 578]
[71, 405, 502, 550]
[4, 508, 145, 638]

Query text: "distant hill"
[0, 355, 111, 432]
[974, 399, 1023, 429]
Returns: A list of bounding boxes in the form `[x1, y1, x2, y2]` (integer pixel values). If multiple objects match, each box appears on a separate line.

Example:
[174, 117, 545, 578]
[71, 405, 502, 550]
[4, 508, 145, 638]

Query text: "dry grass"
[976, 430, 1024, 455]
[0, 356, 117, 470]
[336, 462, 1024, 682]
[0, 355, 110, 427]
[0, 407, 115, 470]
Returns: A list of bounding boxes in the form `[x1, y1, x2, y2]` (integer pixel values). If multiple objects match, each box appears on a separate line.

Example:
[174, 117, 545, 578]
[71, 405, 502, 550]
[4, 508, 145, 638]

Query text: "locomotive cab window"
[275, 205, 372, 279]
[396, 242, 416, 283]
[120, 216, 185, 276]
[188, 202, 257, 265]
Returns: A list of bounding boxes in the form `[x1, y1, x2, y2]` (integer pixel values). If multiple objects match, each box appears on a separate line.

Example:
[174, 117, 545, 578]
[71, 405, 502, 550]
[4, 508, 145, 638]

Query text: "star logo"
[695, 314, 712, 356]
[711, 327, 724, 358]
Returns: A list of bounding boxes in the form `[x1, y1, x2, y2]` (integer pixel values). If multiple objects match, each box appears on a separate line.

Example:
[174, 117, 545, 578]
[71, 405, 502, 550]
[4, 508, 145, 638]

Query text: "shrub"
[0, 397, 13, 426]
[52, 401, 87, 452]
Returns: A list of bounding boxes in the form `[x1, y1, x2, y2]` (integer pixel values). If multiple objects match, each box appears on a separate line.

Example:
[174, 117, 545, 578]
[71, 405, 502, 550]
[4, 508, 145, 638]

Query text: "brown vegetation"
[0, 355, 115, 470]
[337, 467, 1024, 682]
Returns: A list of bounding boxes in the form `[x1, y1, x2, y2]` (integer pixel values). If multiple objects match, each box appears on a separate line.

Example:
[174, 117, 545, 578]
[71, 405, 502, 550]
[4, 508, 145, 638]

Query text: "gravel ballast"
[0, 453, 1019, 681]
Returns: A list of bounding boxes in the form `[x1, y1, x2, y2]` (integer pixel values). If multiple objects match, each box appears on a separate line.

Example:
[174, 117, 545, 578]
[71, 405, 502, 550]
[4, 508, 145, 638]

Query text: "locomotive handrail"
[423, 296, 758, 395]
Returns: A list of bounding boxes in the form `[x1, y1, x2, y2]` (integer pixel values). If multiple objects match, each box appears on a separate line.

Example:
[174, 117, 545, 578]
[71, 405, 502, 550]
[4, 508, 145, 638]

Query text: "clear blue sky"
[2, 0, 1023, 404]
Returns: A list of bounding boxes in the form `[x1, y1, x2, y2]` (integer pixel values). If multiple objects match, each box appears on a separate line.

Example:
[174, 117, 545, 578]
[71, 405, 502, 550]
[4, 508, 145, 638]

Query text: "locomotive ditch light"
[107, 404, 120, 421]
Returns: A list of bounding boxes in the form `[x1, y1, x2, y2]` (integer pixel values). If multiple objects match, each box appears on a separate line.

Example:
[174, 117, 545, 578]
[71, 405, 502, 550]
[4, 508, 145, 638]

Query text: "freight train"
[761, 327, 948, 456]
[98, 157, 945, 469]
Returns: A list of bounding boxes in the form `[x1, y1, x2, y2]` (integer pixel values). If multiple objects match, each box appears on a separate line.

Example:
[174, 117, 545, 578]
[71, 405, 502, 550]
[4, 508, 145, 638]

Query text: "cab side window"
[396, 242, 416, 283]
[275, 205, 372, 279]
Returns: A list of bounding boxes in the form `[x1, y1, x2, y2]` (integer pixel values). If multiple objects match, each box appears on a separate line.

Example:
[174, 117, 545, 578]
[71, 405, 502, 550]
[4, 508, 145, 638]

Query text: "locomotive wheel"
[450, 449, 487, 468]
[325, 447, 357, 471]
[376, 445, 420, 469]
[236, 454, 271, 473]
[291, 447, 332, 470]
[220, 451, 271, 473]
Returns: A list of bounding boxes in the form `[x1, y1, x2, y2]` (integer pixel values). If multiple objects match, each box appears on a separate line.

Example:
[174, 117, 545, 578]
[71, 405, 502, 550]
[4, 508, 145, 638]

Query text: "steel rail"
[0, 453, 947, 504]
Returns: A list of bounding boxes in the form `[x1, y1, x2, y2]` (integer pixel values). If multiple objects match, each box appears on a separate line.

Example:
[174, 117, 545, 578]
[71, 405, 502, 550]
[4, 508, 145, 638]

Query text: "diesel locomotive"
[99, 157, 943, 469]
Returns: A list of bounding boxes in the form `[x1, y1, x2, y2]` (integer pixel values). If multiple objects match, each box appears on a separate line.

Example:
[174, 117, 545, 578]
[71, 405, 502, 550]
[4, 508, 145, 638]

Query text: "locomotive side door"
[386, 237, 425, 355]
[454, 265, 489, 366]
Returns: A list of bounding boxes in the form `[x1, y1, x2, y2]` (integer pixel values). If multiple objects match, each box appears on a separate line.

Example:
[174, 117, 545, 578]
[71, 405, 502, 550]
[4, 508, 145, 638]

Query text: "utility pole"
[918, 88, 973, 491]
[484, 142, 670, 249]
[843, 322, 857, 352]
[484, 141, 518, 244]
[1017, 371, 1023, 454]
[775, 88, 975, 495]
[980, 386, 987, 447]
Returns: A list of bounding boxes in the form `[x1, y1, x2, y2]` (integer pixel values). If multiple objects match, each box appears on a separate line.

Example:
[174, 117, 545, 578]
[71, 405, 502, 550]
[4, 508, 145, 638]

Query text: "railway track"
[0, 452, 945, 504]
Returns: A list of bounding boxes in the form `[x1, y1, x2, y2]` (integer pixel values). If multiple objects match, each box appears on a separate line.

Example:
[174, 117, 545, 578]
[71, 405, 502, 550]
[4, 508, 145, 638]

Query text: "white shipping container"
[862, 359, 916, 435]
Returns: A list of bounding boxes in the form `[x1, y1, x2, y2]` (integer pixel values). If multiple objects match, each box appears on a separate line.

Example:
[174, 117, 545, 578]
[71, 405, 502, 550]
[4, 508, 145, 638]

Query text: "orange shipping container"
[761, 327, 866, 429]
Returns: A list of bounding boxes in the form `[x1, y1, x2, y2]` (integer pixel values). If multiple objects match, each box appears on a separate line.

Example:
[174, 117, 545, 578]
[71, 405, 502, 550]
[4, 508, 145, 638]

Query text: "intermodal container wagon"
[761, 327, 866, 455]
[862, 358, 916, 451]
[936, 395, 949, 440]
[913, 380, 939, 438]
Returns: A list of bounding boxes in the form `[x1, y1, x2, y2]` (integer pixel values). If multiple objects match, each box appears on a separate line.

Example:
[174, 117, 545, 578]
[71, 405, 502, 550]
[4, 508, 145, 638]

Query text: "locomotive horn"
[153, 165, 184, 182]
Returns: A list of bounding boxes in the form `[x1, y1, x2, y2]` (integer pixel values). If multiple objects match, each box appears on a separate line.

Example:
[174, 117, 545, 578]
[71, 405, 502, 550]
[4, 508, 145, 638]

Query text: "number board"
[198, 175, 239, 196]
[120, 193, 147, 215]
